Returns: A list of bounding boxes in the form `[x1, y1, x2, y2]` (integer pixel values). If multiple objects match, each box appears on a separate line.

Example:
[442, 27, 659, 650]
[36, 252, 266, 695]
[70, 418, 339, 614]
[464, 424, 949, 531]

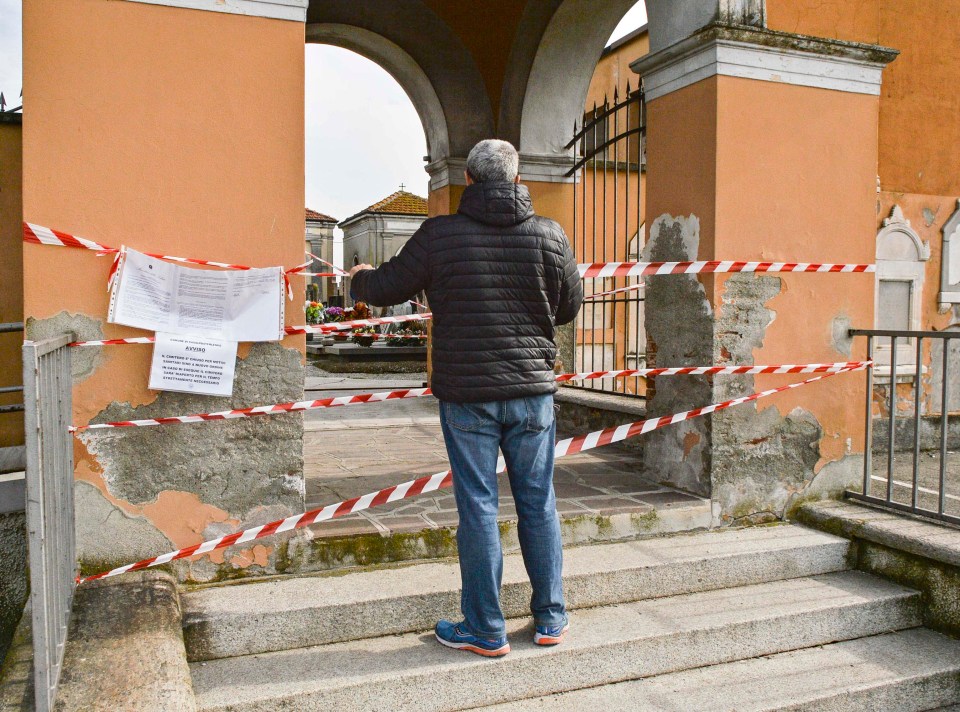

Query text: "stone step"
[183, 524, 850, 661]
[482, 628, 960, 711]
[189, 570, 921, 712]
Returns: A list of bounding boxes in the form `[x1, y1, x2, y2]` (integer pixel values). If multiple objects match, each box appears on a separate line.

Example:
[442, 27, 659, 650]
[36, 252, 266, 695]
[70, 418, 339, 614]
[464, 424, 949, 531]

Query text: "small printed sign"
[148, 332, 238, 397]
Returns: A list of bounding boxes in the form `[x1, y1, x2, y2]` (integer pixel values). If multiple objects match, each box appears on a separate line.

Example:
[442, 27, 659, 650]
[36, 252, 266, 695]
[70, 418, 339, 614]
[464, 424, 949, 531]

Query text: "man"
[349, 139, 583, 657]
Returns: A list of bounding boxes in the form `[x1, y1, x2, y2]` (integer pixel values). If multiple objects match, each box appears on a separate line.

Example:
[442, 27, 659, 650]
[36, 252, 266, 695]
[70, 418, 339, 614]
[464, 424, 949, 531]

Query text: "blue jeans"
[439, 394, 566, 638]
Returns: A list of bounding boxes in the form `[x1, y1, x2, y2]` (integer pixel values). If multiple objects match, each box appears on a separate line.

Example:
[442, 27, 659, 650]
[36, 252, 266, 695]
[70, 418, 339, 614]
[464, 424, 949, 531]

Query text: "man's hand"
[349, 263, 374, 278]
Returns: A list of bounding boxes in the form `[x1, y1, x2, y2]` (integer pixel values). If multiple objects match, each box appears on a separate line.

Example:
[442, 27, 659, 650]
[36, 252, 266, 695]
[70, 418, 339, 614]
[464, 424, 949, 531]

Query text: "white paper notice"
[148, 333, 238, 397]
[108, 248, 284, 341]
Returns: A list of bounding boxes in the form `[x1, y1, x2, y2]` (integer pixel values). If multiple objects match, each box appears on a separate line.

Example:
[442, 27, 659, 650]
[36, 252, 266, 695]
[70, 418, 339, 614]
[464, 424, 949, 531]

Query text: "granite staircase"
[182, 524, 960, 711]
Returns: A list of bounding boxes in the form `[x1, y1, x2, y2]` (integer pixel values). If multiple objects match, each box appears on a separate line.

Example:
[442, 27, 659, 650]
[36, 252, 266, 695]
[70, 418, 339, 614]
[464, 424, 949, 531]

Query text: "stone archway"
[515, 0, 766, 158]
[305, 1, 495, 162]
[305, 24, 450, 161]
[517, 0, 641, 157]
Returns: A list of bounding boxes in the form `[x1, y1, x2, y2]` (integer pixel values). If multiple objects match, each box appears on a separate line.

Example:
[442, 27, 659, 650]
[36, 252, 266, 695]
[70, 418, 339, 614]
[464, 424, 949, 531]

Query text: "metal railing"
[567, 84, 646, 395]
[22, 334, 76, 712]
[1, 322, 25, 414]
[848, 328, 959, 527]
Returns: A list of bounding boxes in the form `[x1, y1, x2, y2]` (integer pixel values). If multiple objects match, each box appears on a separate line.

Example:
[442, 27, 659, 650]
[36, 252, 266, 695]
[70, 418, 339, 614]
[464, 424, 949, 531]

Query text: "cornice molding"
[631, 23, 899, 101]
[123, 0, 307, 22]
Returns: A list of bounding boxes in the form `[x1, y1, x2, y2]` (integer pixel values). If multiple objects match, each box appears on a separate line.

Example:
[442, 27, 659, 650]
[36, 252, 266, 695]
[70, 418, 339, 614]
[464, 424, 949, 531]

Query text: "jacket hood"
[457, 182, 535, 227]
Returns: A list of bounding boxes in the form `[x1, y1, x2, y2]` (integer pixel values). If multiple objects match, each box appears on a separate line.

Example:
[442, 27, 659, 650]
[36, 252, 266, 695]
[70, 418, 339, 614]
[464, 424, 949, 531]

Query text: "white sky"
[0, 0, 647, 267]
[0, 0, 21, 111]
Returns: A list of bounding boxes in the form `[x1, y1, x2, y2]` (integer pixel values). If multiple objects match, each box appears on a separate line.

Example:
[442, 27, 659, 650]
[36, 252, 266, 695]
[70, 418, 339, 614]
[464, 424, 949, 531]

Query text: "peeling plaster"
[68, 342, 305, 581]
[78, 343, 303, 514]
[25, 311, 104, 381]
[642, 214, 844, 521]
[643, 214, 714, 496]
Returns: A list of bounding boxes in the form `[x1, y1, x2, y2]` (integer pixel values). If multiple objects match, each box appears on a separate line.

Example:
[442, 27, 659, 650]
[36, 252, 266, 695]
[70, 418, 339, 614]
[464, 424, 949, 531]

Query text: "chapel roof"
[305, 208, 338, 223]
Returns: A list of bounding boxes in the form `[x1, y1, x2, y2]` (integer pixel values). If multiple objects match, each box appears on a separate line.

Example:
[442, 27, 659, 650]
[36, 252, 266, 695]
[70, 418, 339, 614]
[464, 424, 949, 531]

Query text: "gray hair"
[466, 139, 519, 183]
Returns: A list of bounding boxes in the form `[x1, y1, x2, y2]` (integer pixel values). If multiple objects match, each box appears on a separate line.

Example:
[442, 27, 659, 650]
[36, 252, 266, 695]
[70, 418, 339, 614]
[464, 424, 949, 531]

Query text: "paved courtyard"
[301, 368, 707, 540]
[869, 451, 960, 520]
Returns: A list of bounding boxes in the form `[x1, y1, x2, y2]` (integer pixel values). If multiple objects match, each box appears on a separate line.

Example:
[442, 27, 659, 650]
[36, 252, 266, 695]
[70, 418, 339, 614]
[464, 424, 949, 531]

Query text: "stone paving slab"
[300, 373, 709, 541]
[304, 423, 702, 539]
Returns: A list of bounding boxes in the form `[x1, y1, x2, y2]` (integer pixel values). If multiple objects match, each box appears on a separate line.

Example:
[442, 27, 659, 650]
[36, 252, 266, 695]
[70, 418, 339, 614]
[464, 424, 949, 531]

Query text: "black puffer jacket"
[350, 182, 583, 403]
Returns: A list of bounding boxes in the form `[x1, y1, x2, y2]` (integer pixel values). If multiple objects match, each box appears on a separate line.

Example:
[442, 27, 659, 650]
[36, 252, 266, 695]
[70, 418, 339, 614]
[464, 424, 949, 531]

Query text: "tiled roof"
[340, 190, 428, 227]
[362, 190, 428, 216]
[305, 208, 338, 223]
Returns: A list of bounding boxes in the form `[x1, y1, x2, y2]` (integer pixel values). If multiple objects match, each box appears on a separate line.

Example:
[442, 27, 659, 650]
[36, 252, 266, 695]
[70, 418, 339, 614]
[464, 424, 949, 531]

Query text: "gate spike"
[626, 79, 632, 95]
[614, 86, 619, 102]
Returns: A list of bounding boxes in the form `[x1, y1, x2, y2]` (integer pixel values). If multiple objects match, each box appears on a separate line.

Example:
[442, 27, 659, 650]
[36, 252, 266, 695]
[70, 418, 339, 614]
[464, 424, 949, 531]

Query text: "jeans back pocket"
[441, 401, 487, 432]
[524, 395, 554, 433]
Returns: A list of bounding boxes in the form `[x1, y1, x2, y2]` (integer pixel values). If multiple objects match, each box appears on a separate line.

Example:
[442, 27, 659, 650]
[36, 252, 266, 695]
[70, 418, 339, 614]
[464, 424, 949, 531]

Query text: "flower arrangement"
[305, 301, 324, 325]
[349, 302, 373, 320]
[325, 302, 375, 342]
[323, 306, 346, 323]
[352, 325, 377, 348]
[385, 329, 425, 347]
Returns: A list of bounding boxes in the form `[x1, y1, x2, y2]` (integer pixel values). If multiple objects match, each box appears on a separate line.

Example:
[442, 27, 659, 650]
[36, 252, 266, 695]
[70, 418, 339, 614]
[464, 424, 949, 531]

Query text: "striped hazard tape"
[69, 331, 428, 347]
[71, 388, 433, 431]
[24, 222, 318, 277]
[307, 252, 349, 277]
[77, 364, 864, 584]
[285, 313, 432, 334]
[70, 362, 869, 432]
[554, 361, 871, 382]
[25, 224, 873, 282]
[67, 314, 434, 346]
[577, 260, 875, 279]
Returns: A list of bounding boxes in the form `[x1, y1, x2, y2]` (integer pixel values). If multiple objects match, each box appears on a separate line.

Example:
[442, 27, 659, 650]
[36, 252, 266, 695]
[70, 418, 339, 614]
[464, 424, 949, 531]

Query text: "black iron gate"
[566, 83, 646, 395]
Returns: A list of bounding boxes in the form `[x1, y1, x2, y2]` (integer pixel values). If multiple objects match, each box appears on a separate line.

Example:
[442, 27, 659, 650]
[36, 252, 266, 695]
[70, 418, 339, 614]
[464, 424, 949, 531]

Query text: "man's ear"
[464, 170, 474, 186]
[514, 174, 521, 184]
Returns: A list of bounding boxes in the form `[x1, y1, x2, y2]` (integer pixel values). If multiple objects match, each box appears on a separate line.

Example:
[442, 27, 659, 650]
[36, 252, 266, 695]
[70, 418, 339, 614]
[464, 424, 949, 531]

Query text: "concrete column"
[23, 0, 306, 582]
[633, 24, 897, 523]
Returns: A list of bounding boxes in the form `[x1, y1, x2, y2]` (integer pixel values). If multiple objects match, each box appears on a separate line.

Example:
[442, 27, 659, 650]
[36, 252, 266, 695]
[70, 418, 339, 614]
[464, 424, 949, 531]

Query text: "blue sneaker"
[434, 620, 510, 657]
[534, 620, 569, 646]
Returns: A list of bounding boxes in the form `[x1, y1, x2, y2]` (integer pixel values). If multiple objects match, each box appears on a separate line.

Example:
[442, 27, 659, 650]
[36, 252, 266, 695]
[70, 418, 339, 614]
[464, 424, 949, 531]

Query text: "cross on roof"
[399, 183, 405, 191]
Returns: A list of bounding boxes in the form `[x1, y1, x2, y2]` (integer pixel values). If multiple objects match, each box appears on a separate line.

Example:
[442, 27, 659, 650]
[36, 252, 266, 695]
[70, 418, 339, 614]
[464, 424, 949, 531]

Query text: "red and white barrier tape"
[555, 361, 871, 382]
[67, 315, 433, 346]
[72, 387, 433, 431]
[68, 332, 429, 347]
[577, 260, 875, 279]
[25, 222, 316, 278]
[285, 313, 432, 334]
[71, 361, 868, 431]
[69, 337, 158, 347]
[22, 222, 116, 253]
[26, 225, 874, 282]
[325, 333, 427, 342]
[585, 282, 645, 301]
[307, 252, 349, 277]
[77, 364, 863, 583]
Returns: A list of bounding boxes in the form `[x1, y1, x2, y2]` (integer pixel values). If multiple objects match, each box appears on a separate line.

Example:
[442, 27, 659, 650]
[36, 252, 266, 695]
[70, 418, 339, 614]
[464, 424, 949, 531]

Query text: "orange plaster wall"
[767, 0, 960, 199]
[23, 0, 305, 549]
[644, 78, 719, 260]
[427, 184, 465, 218]
[877, 0, 960, 197]
[585, 31, 649, 111]
[766, 0, 880, 45]
[714, 77, 878, 462]
[0, 121, 23, 447]
[644, 74, 876, 464]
